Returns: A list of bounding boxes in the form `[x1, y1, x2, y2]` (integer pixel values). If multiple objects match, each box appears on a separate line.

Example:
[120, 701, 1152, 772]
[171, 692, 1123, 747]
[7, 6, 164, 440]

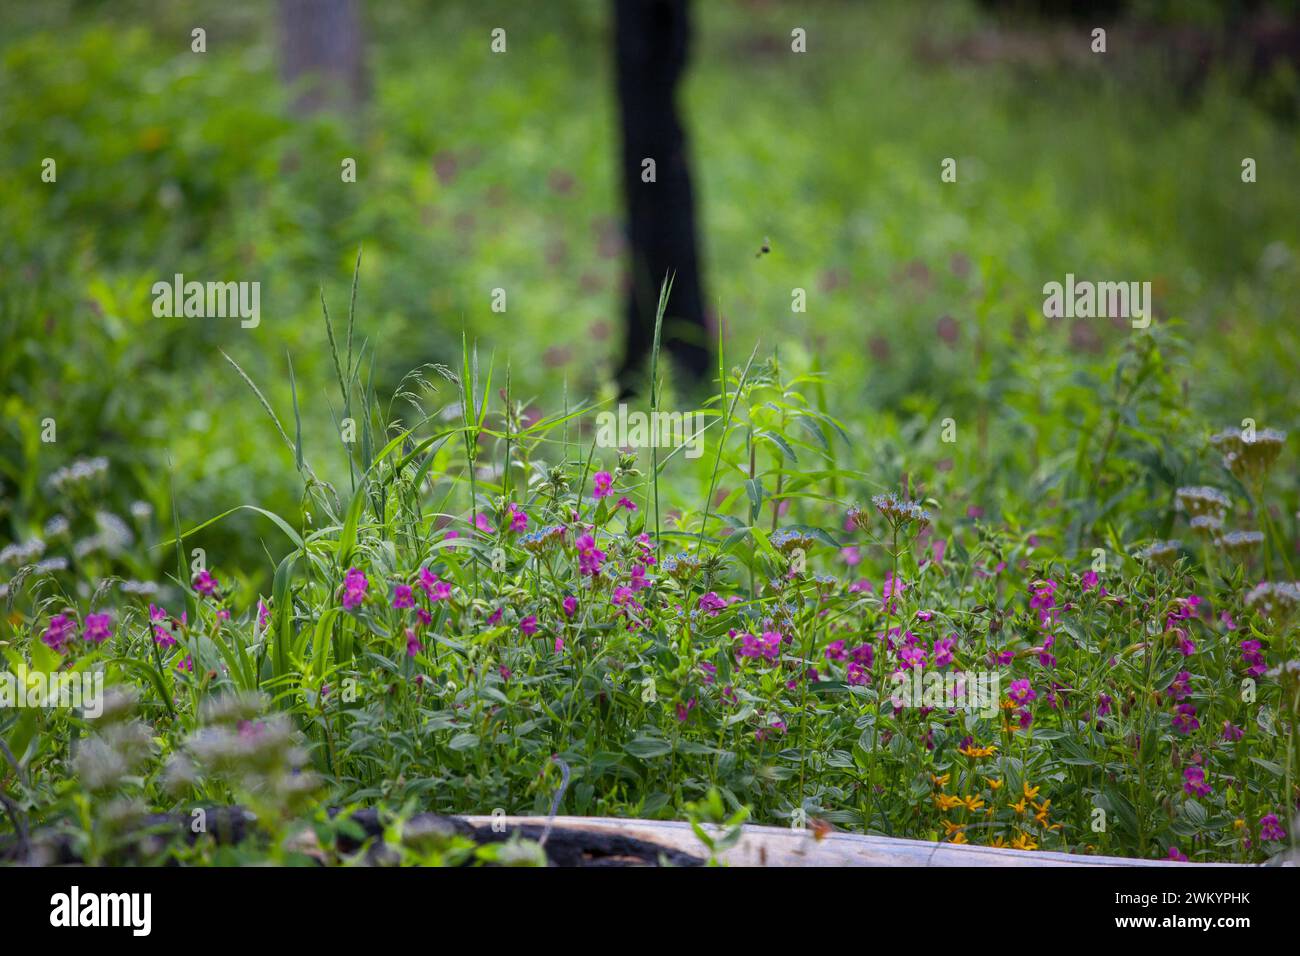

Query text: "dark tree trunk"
[614, 0, 710, 393]
[278, 0, 367, 116]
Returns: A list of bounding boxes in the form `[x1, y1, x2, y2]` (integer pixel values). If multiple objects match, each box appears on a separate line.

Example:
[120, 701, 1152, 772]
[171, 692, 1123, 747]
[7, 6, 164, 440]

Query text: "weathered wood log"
[465, 816, 1246, 867]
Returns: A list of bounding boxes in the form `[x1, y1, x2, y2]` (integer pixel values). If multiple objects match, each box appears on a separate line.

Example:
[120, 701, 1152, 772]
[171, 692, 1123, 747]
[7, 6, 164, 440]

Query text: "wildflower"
[697, 591, 726, 617]
[192, 569, 218, 597]
[1007, 679, 1036, 705]
[1176, 486, 1231, 520]
[592, 471, 614, 499]
[824, 640, 846, 662]
[1183, 765, 1211, 797]
[616, 496, 637, 512]
[846, 662, 869, 685]
[486, 608, 503, 626]
[508, 503, 528, 533]
[520, 615, 538, 636]
[1010, 833, 1037, 851]
[1097, 693, 1112, 717]
[1218, 530, 1263, 558]
[1028, 579, 1058, 626]
[932, 635, 956, 667]
[554, 636, 564, 653]
[628, 564, 651, 592]
[575, 534, 606, 576]
[931, 773, 950, 789]
[1165, 670, 1192, 700]
[851, 643, 873, 667]
[1167, 846, 1188, 862]
[475, 513, 493, 533]
[342, 567, 369, 610]
[845, 504, 871, 532]
[1172, 703, 1200, 735]
[1259, 814, 1286, 842]
[418, 567, 451, 602]
[961, 795, 985, 812]
[675, 698, 696, 722]
[841, 546, 861, 566]
[737, 631, 781, 662]
[82, 612, 113, 644]
[897, 644, 926, 670]
[1136, 540, 1182, 567]
[392, 584, 415, 610]
[563, 595, 578, 618]
[417, 609, 432, 626]
[933, 793, 961, 811]
[959, 742, 997, 759]
[1239, 639, 1267, 677]
[1081, 570, 1100, 591]
[1222, 720, 1244, 742]
[872, 492, 930, 532]
[1245, 582, 1300, 620]
[176, 655, 193, 674]
[257, 599, 270, 631]
[41, 613, 76, 651]
[405, 628, 422, 658]
[1212, 427, 1285, 484]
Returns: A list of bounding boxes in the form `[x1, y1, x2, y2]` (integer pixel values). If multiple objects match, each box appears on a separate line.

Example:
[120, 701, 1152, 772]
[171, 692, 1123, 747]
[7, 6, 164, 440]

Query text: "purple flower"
[176, 655, 193, 674]
[418, 567, 452, 602]
[851, 643, 873, 667]
[1240, 639, 1266, 676]
[1259, 814, 1286, 842]
[1172, 702, 1200, 735]
[737, 631, 781, 662]
[342, 567, 369, 610]
[1222, 720, 1244, 742]
[1007, 678, 1036, 705]
[697, 592, 726, 617]
[41, 613, 76, 651]
[1167, 846, 1188, 862]
[898, 644, 927, 670]
[576, 533, 606, 576]
[1081, 570, 1100, 591]
[592, 471, 613, 499]
[1183, 765, 1211, 797]
[617, 496, 637, 512]
[675, 698, 696, 722]
[563, 595, 578, 618]
[932, 635, 956, 667]
[846, 662, 869, 686]
[824, 640, 846, 662]
[392, 584, 415, 609]
[192, 569, 218, 597]
[82, 612, 112, 644]
[257, 599, 270, 631]
[405, 628, 422, 658]
[520, 615, 538, 636]
[508, 503, 528, 533]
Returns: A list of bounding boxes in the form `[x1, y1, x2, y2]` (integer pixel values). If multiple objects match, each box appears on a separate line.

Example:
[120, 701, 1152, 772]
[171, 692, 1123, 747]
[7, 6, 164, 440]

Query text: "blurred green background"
[2, 0, 1298, 596]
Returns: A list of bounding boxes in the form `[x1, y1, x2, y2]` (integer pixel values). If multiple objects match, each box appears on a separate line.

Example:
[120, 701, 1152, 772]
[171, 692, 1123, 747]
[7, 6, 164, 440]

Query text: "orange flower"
[933, 793, 962, 812]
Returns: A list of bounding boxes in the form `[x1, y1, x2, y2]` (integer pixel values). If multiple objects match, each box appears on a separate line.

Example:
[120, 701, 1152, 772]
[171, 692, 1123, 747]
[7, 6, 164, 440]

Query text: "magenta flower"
[1007, 678, 1036, 705]
[418, 567, 452, 602]
[824, 640, 846, 662]
[392, 584, 415, 610]
[342, 567, 369, 610]
[617, 496, 637, 512]
[1183, 765, 1211, 797]
[192, 569, 218, 597]
[1240, 639, 1266, 676]
[575, 533, 606, 576]
[1167, 846, 1188, 862]
[41, 613, 76, 651]
[405, 628, 422, 658]
[176, 655, 193, 674]
[851, 643, 873, 667]
[520, 615, 538, 636]
[486, 608, 503, 626]
[1222, 720, 1244, 742]
[553, 636, 564, 653]
[1081, 570, 1100, 591]
[697, 591, 726, 617]
[1259, 814, 1286, 842]
[846, 662, 869, 686]
[898, 644, 926, 670]
[592, 471, 613, 499]
[257, 599, 270, 631]
[1173, 702, 1200, 735]
[475, 513, 493, 533]
[1029, 579, 1058, 626]
[82, 612, 113, 644]
[675, 698, 696, 722]
[508, 503, 528, 533]
[737, 631, 781, 662]
[932, 635, 956, 667]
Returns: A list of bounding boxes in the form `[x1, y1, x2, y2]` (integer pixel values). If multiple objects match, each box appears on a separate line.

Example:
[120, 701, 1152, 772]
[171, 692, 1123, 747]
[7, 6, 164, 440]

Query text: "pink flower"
[576, 533, 606, 576]
[1183, 765, 1212, 797]
[82, 612, 112, 644]
[508, 503, 528, 533]
[617, 496, 637, 512]
[192, 569, 218, 597]
[824, 640, 846, 662]
[520, 615, 538, 636]
[41, 613, 76, 651]
[257, 599, 270, 631]
[342, 567, 369, 610]
[1081, 570, 1100, 591]
[176, 655, 193, 674]
[1167, 846, 1188, 862]
[1007, 678, 1036, 705]
[1260, 813, 1286, 842]
[418, 567, 451, 601]
[392, 584, 415, 609]
[1222, 721, 1244, 742]
[697, 592, 726, 617]
[475, 513, 493, 533]
[562, 595, 578, 618]
[553, 636, 564, 654]
[1173, 702, 1200, 735]
[405, 628, 422, 658]
[592, 471, 613, 499]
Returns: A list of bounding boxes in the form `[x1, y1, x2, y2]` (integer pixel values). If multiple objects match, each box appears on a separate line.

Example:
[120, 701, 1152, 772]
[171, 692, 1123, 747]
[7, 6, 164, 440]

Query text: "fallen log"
[466, 816, 1247, 867]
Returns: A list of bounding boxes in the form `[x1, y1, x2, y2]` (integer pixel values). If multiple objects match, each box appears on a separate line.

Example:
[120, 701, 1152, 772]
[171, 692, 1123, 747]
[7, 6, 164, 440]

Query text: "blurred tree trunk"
[278, 0, 367, 115]
[614, 0, 710, 393]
